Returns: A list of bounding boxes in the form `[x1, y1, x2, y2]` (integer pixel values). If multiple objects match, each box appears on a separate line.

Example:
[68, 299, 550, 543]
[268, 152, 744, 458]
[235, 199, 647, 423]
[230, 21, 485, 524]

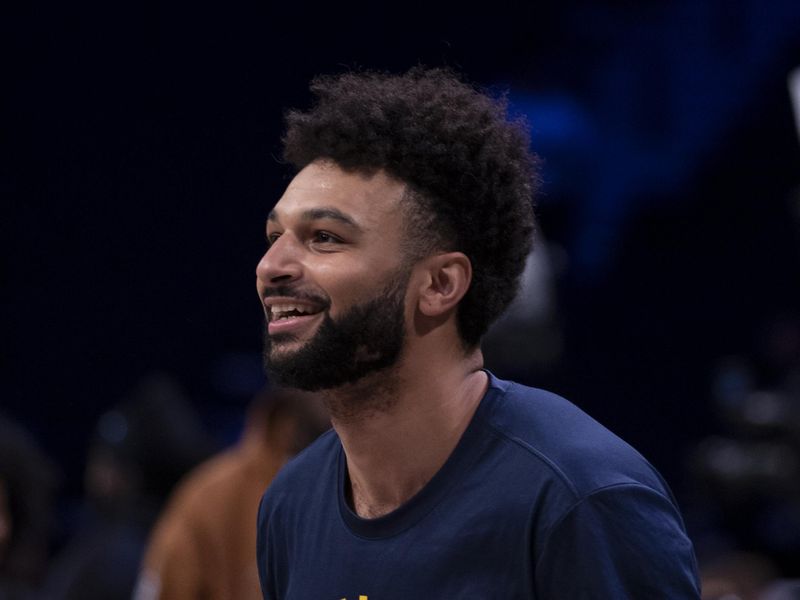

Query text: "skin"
[256, 160, 488, 519]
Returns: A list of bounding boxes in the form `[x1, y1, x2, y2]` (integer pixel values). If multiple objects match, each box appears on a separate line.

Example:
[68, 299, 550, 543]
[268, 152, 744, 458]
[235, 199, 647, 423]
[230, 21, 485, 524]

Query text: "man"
[135, 388, 328, 600]
[256, 68, 700, 598]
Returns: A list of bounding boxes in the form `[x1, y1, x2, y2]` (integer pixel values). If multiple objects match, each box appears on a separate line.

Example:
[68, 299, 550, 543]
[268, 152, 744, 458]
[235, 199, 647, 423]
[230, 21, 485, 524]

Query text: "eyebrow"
[268, 206, 363, 232]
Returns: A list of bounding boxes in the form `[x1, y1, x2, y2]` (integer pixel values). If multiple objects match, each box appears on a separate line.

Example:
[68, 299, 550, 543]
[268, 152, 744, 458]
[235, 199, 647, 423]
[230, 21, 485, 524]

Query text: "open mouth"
[268, 303, 324, 322]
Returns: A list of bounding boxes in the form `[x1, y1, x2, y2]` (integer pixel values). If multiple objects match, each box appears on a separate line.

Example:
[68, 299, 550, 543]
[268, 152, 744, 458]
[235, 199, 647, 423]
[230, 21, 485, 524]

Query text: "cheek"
[326, 286, 366, 316]
[326, 278, 389, 316]
[311, 249, 407, 310]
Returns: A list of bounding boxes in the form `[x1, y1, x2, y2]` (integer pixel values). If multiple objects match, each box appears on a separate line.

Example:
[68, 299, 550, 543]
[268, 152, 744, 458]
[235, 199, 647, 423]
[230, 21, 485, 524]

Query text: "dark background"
[4, 0, 800, 572]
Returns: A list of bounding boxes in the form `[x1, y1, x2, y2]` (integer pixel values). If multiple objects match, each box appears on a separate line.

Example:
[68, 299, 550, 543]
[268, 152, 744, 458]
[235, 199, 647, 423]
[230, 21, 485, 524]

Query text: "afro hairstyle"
[282, 67, 537, 348]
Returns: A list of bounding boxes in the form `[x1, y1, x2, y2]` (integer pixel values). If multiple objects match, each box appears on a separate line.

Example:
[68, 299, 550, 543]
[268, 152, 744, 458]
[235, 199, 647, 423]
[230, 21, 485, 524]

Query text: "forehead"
[271, 161, 407, 229]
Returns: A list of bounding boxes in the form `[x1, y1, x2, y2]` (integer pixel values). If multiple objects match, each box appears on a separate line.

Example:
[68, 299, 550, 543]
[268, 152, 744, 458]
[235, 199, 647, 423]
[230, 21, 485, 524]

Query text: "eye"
[312, 231, 342, 244]
[266, 232, 281, 246]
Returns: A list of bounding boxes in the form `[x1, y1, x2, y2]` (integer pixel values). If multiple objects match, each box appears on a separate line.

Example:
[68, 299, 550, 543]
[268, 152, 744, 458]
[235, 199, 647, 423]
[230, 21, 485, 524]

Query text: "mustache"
[262, 285, 331, 307]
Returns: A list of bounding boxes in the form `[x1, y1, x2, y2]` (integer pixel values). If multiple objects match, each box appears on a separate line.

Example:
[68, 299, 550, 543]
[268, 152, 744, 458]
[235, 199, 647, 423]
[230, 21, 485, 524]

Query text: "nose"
[256, 234, 303, 286]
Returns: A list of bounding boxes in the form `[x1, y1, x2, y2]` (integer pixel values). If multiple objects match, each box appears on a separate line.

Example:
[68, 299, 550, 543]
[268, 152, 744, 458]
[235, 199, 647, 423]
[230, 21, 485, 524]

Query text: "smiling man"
[255, 68, 701, 599]
[261, 169, 412, 398]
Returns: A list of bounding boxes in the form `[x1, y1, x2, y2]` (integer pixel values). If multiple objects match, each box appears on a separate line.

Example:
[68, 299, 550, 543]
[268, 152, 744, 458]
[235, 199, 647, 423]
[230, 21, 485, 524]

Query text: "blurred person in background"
[133, 387, 328, 600]
[0, 415, 58, 599]
[481, 238, 564, 383]
[42, 372, 215, 600]
[690, 314, 800, 598]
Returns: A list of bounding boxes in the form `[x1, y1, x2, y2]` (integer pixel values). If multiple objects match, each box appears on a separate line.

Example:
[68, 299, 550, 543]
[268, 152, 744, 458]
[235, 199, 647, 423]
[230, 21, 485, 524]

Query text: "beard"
[262, 270, 409, 392]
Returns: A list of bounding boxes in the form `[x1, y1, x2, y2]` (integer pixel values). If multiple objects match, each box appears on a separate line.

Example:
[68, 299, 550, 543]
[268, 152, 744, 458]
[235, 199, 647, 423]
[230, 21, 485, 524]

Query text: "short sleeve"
[256, 490, 275, 600]
[534, 483, 701, 599]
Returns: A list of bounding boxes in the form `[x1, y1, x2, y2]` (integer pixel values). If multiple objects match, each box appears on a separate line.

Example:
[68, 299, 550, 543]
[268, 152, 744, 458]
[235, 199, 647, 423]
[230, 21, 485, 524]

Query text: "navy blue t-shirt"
[257, 373, 700, 599]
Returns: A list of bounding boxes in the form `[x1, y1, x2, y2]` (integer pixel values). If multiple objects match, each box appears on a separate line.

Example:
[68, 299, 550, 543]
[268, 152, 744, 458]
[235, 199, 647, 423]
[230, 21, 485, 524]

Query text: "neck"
[326, 348, 487, 519]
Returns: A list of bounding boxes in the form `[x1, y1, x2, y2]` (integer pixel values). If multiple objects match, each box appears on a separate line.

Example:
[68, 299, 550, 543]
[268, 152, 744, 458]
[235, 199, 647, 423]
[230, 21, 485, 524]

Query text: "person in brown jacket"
[134, 388, 328, 600]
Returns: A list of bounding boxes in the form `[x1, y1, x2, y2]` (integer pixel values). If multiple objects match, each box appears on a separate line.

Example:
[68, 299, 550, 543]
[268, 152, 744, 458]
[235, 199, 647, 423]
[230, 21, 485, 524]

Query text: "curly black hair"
[282, 67, 537, 348]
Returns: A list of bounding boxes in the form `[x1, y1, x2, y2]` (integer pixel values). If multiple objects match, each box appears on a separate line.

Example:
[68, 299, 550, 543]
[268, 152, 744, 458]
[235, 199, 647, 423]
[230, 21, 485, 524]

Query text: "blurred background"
[4, 1, 800, 598]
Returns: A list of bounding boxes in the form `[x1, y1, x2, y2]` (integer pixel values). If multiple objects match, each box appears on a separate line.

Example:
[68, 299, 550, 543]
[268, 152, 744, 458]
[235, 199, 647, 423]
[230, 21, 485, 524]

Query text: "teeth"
[270, 303, 314, 321]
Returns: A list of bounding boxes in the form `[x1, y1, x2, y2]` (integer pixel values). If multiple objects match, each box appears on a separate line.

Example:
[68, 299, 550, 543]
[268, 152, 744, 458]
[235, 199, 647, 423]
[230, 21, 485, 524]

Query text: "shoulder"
[256, 428, 339, 589]
[259, 428, 338, 517]
[477, 373, 672, 500]
[150, 448, 245, 530]
[534, 482, 700, 597]
[478, 375, 700, 596]
[144, 445, 267, 555]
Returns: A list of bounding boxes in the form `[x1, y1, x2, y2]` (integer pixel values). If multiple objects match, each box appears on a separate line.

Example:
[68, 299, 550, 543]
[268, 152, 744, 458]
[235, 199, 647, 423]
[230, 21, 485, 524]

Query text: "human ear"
[417, 252, 472, 317]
